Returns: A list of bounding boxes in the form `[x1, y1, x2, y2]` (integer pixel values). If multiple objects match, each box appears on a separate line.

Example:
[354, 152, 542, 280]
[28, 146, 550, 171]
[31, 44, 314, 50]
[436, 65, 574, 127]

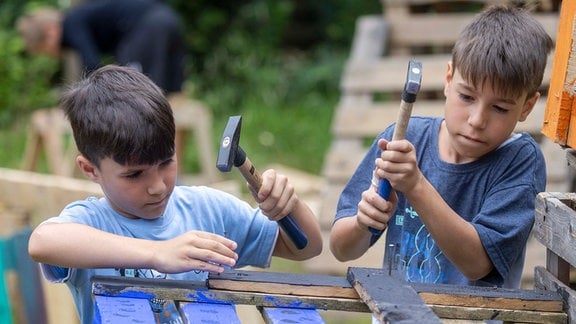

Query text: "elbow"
[295, 238, 323, 261]
[27, 224, 53, 263]
[329, 241, 354, 262]
[308, 240, 323, 259]
[28, 230, 45, 262]
[462, 263, 494, 281]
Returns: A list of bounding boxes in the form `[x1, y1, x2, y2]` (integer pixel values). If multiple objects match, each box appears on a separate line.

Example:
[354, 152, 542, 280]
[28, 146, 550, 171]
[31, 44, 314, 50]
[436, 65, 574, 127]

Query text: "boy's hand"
[375, 138, 422, 194]
[249, 169, 297, 221]
[356, 186, 397, 232]
[151, 231, 238, 274]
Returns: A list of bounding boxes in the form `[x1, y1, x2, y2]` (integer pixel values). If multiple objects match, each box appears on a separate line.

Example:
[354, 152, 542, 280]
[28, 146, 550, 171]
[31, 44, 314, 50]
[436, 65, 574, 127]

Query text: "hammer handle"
[376, 99, 414, 201]
[238, 158, 309, 250]
[370, 60, 421, 235]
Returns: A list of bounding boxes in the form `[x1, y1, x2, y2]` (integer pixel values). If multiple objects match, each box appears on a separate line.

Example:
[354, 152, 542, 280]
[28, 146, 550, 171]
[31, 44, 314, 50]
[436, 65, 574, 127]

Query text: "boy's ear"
[443, 62, 454, 97]
[76, 155, 99, 182]
[518, 92, 540, 122]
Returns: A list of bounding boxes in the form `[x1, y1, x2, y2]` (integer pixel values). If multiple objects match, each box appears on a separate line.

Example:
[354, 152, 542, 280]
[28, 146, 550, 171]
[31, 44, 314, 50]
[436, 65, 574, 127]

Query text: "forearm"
[29, 222, 156, 270]
[404, 178, 493, 280]
[329, 216, 373, 262]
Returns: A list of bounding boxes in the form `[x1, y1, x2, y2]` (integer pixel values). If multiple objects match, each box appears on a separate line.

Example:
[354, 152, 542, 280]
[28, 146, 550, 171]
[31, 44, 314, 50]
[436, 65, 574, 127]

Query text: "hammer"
[371, 60, 422, 235]
[216, 116, 308, 249]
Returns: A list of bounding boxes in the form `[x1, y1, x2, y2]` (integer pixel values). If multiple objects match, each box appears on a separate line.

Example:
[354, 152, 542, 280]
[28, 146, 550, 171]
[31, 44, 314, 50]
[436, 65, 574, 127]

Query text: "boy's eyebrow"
[118, 166, 146, 175]
[457, 82, 518, 105]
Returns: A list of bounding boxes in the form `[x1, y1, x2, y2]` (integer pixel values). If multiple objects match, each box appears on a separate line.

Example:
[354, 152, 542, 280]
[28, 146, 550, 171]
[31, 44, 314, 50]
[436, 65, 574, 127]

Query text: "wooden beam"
[347, 267, 442, 323]
[542, 1, 576, 145]
[90, 274, 369, 313]
[208, 270, 358, 299]
[534, 192, 576, 270]
[259, 307, 325, 324]
[429, 304, 566, 323]
[535, 266, 576, 322]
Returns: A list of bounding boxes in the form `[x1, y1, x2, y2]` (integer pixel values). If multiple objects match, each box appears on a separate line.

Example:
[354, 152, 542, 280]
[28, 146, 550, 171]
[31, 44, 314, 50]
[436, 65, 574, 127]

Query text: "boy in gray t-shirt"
[330, 5, 552, 289]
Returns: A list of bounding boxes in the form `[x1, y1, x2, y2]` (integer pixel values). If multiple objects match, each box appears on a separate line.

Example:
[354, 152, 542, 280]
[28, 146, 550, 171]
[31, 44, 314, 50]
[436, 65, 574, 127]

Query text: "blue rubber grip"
[368, 179, 392, 235]
[278, 215, 308, 249]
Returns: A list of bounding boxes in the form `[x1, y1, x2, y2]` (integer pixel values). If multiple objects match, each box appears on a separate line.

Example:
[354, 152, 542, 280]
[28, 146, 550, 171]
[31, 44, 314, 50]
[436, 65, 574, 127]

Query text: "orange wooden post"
[542, 1, 576, 146]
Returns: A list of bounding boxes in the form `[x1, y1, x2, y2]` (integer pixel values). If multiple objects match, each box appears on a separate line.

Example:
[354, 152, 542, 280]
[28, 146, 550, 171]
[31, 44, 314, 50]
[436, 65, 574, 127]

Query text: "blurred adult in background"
[17, 0, 186, 95]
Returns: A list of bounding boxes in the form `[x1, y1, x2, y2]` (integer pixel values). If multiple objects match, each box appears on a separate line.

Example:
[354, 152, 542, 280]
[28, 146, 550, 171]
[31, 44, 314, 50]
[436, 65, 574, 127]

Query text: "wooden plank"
[0, 168, 102, 223]
[413, 282, 563, 312]
[347, 267, 442, 323]
[91, 275, 370, 313]
[542, 1, 576, 145]
[387, 14, 485, 48]
[332, 97, 548, 138]
[349, 16, 387, 62]
[180, 302, 241, 324]
[341, 54, 554, 94]
[168, 95, 219, 183]
[533, 192, 576, 269]
[535, 266, 576, 323]
[208, 270, 359, 299]
[259, 307, 325, 324]
[429, 304, 567, 323]
[93, 295, 155, 323]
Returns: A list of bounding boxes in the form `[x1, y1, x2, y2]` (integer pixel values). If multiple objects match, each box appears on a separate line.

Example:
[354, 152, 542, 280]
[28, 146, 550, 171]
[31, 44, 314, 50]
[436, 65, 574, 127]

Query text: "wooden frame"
[91, 268, 566, 323]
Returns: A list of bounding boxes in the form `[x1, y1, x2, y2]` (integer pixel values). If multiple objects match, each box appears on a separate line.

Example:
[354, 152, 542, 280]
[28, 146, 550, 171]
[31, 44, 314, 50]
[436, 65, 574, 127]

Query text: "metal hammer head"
[216, 115, 244, 172]
[402, 60, 422, 103]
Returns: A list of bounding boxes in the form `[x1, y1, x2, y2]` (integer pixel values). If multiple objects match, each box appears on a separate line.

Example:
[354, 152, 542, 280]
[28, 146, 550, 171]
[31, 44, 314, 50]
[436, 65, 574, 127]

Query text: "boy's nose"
[467, 106, 488, 129]
[147, 175, 167, 196]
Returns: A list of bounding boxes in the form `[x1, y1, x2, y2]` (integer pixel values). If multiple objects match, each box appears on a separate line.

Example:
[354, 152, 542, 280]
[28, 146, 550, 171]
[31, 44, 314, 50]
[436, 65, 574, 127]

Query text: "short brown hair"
[61, 65, 176, 167]
[452, 4, 553, 100]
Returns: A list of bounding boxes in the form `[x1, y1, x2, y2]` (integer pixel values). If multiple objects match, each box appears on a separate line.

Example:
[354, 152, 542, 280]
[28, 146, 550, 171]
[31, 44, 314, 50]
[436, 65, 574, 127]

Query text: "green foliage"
[1, 0, 382, 175]
[0, 0, 59, 127]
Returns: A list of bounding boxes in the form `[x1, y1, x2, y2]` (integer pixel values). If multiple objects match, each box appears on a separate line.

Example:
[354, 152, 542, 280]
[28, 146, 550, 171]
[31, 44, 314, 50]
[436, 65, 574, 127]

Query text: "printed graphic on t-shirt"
[391, 208, 446, 284]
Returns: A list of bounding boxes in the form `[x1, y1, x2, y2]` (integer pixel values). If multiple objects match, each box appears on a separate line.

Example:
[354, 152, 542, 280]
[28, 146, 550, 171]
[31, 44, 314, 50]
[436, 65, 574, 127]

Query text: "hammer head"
[402, 60, 422, 103]
[216, 115, 242, 172]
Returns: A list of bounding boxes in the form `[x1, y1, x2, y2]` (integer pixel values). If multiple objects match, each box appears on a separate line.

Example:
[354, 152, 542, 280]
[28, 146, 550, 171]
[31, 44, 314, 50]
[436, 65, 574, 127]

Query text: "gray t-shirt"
[335, 117, 545, 288]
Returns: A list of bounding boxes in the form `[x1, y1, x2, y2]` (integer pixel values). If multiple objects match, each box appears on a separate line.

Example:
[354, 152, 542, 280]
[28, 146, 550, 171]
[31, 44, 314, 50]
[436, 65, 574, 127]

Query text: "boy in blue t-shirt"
[28, 65, 323, 323]
[330, 5, 553, 289]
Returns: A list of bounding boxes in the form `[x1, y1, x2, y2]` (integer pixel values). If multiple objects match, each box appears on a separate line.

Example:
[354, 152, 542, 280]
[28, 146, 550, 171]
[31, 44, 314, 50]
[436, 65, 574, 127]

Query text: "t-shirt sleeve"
[471, 143, 546, 285]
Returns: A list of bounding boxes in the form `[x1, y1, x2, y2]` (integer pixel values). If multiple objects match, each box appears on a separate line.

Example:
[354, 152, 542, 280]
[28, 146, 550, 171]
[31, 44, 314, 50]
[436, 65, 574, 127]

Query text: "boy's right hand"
[356, 186, 397, 233]
[151, 231, 238, 274]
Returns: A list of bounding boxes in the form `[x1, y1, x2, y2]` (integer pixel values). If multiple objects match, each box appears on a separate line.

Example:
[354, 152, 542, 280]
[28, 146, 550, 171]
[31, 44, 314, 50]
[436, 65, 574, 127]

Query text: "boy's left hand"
[248, 169, 297, 221]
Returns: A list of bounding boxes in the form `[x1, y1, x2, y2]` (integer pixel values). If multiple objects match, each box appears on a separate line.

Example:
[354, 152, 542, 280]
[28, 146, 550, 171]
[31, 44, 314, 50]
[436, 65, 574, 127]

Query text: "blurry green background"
[0, 0, 382, 176]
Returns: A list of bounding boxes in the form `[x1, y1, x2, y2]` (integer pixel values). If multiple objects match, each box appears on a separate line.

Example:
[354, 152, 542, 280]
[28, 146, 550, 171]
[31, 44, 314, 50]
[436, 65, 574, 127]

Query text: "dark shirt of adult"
[61, 0, 185, 94]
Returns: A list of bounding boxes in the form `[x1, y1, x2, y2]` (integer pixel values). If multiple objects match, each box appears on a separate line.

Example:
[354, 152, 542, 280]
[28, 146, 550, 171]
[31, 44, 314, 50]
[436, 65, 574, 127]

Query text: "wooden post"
[541, 1, 576, 146]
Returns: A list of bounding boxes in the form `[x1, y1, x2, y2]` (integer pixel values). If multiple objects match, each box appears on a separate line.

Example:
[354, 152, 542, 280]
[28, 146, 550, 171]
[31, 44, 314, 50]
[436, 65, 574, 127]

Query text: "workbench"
[91, 267, 566, 323]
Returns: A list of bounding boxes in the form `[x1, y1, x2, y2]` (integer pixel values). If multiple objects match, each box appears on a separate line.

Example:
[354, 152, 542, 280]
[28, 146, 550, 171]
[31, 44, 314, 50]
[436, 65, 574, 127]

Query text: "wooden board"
[535, 266, 576, 323]
[533, 192, 576, 272]
[346, 267, 442, 323]
[542, 1, 576, 146]
[180, 302, 241, 323]
[209, 269, 358, 299]
[259, 307, 325, 324]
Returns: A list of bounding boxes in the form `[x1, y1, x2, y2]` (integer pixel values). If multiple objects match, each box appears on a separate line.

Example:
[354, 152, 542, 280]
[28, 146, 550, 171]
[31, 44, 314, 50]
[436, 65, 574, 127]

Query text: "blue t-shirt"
[335, 117, 546, 288]
[40, 185, 279, 323]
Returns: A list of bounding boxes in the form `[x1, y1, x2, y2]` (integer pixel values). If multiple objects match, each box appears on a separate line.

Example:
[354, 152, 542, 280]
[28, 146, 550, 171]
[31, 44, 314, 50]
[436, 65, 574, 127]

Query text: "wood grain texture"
[542, 1, 576, 145]
[347, 267, 442, 323]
